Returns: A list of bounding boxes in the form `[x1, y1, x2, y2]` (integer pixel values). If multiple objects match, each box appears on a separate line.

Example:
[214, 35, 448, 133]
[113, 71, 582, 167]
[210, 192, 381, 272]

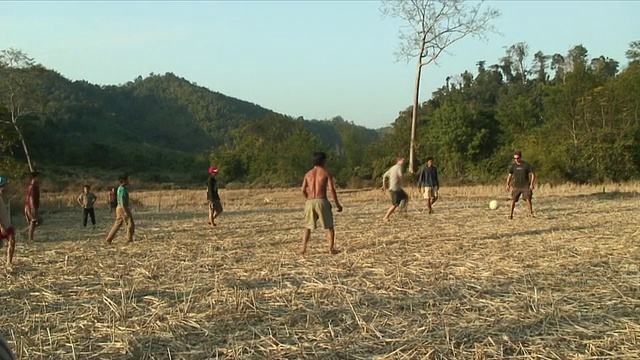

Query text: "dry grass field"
[1, 184, 639, 359]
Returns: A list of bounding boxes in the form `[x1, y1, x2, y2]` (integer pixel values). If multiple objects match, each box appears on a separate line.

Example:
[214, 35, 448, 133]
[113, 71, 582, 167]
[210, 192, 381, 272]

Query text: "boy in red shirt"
[21, 172, 41, 241]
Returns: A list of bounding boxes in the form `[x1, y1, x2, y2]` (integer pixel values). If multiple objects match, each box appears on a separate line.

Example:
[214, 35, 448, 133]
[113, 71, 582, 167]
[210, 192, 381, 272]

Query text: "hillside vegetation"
[2, 41, 640, 188]
[0, 58, 379, 187]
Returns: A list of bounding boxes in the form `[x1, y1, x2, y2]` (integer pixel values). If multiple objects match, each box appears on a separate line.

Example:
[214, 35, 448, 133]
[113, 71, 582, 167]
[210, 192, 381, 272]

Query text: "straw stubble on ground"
[1, 185, 639, 359]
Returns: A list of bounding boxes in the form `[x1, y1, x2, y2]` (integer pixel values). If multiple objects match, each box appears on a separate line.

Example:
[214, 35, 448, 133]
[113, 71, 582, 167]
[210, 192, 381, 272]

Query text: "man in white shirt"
[381, 157, 408, 222]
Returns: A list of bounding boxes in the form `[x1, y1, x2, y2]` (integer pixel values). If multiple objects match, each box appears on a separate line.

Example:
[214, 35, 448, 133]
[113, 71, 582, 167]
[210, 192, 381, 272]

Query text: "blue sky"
[1, 1, 638, 129]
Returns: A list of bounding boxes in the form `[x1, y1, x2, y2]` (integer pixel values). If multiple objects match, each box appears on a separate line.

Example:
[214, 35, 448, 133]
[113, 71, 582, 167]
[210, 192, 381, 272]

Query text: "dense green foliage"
[1, 42, 639, 188]
[0, 59, 379, 187]
[375, 42, 640, 184]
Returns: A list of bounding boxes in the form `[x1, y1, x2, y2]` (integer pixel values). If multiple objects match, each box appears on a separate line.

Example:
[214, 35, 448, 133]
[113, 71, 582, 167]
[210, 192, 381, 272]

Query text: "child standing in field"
[207, 167, 223, 226]
[20, 172, 41, 242]
[108, 187, 117, 213]
[105, 175, 135, 244]
[77, 185, 97, 229]
[418, 157, 440, 214]
[0, 177, 16, 266]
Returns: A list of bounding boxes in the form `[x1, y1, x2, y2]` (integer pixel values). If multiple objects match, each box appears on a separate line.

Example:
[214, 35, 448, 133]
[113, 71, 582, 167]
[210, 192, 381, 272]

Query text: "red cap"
[209, 166, 218, 174]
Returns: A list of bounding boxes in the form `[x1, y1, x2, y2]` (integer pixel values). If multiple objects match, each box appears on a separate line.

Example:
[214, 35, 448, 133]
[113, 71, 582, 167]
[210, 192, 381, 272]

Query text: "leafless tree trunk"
[0, 48, 37, 173]
[381, 0, 500, 173]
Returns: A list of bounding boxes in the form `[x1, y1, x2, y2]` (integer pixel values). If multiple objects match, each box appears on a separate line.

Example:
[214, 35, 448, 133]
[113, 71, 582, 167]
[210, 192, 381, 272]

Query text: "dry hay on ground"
[1, 184, 639, 359]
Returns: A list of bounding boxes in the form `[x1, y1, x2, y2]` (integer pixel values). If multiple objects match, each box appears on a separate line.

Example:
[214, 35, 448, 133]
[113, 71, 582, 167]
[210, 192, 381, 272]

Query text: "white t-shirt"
[383, 164, 403, 191]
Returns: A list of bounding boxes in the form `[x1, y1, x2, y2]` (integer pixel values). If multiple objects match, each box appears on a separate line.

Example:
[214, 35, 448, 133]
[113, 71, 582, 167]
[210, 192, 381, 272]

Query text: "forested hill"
[3, 41, 640, 189]
[0, 60, 380, 186]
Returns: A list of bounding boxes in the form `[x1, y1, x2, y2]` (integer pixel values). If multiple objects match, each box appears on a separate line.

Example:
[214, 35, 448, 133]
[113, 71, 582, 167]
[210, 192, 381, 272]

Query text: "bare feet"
[298, 247, 306, 256]
[508, 215, 513, 220]
[382, 217, 390, 222]
[329, 248, 340, 255]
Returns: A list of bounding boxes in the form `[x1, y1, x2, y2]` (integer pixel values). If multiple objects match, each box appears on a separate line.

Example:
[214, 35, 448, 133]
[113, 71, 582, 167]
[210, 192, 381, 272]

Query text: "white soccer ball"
[489, 200, 498, 210]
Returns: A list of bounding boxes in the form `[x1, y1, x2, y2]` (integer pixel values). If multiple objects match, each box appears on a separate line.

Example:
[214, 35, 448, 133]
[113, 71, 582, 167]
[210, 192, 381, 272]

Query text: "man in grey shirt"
[381, 156, 408, 222]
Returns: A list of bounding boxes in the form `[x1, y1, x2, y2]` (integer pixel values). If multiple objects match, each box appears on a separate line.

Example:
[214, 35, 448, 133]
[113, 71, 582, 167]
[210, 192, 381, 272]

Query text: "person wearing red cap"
[207, 166, 223, 226]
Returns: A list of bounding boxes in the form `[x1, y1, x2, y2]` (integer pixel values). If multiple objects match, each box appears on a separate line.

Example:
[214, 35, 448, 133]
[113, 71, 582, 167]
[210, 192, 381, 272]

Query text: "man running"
[418, 157, 440, 214]
[77, 185, 97, 229]
[21, 172, 40, 242]
[0, 177, 16, 265]
[506, 150, 536, 219]
[105, 174, 135, 244]
[207, 166, 223, 226]
[300, 152, 343, 256]
[382, 157, 408, 222]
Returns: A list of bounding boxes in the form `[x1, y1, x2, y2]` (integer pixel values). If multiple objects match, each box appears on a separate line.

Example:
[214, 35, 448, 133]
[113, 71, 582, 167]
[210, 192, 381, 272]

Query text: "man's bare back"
[302, 167, 333, 200]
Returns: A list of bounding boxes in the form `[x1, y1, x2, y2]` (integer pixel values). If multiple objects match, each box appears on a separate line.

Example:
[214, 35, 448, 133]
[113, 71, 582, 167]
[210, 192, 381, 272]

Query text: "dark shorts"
[390, 189, 409, 206]
[209, 199, 223, 214]
[511, 188, 532, 202]
[0, 227, 15, 240]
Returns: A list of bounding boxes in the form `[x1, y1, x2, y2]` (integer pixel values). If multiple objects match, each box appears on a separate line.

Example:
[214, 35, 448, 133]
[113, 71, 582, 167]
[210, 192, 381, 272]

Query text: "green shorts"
[304, 199, 334, 230]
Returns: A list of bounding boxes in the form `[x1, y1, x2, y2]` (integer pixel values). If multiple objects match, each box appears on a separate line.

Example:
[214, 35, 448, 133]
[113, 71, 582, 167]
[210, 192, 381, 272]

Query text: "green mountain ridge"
[0, 66, 381, 186]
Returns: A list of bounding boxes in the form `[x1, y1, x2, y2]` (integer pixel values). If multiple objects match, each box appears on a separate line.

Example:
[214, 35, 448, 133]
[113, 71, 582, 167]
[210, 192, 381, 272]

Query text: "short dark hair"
[313, 152, 327, 166]
[30, 171, 38, 179]
[119, 174, 130, 183]
[84, 184, 90, 189]
[426, 156, 434, 162]
[514, 150, 522, 157]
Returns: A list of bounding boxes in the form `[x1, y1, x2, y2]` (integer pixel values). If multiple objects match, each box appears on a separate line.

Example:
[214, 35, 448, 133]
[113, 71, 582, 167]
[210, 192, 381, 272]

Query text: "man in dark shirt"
[418, 157, 440, 214]
[207, 166, 223, 226]
[506, 150, 536, 219]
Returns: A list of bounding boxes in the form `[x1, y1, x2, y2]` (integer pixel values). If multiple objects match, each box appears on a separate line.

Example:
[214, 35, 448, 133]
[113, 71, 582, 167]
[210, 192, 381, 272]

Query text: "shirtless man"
[21, 172, 40, 242]
[300, 152, 343, 256]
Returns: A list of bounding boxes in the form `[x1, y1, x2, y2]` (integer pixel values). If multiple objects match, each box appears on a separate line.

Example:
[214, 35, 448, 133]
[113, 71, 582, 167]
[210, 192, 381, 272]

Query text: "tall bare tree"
[0, 48, 39, 172]
[381, 0, 499, 173]
[506, 42, 529, 84]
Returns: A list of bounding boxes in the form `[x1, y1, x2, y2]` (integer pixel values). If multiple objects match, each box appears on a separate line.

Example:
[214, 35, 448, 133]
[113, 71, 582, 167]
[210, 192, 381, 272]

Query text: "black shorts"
[511, 188, 532, 202]
[390, 189, 408, 206]
[209, 199, 223, 214]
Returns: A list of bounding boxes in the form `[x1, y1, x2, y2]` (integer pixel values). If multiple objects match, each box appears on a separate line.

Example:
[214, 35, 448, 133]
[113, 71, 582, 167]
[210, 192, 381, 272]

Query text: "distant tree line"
[371, 41, 640, 185]
[1, 42, 639, 189]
